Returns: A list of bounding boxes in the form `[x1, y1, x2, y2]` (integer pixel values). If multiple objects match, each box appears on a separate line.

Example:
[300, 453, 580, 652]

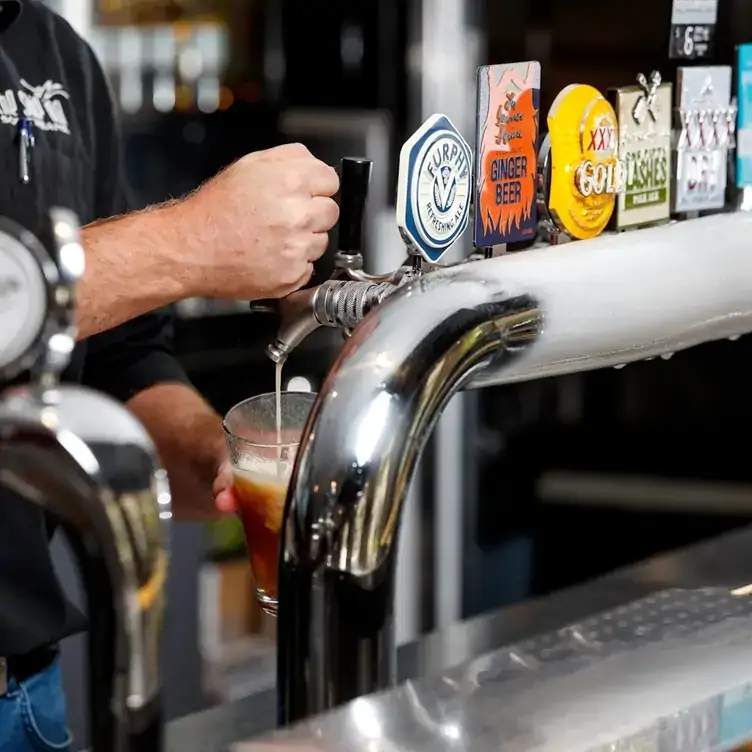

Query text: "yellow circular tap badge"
[545, 84, 625, 240]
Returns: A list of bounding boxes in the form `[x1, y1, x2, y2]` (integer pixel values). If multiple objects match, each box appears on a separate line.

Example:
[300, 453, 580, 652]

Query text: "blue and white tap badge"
[396, 114, 473, 264]
[736, 44, 752, 189]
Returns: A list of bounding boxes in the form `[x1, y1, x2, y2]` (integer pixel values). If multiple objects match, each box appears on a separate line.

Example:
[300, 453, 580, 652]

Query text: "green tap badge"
[610, 71, 672, 229]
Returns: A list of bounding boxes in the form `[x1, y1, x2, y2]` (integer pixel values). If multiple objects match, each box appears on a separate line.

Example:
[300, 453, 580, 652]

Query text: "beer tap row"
[474, 58, 742, 250]
[257, 51, 752, 362]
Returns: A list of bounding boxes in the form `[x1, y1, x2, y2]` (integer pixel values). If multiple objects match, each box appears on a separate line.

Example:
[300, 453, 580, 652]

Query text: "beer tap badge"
[736, 44, 752, 189]
[543, 84, 625, 240]
[673, 66, 734, 213]
[396, 113, 472, 263]
[611, 71, 672, 229]
[473, 61, 541, 247]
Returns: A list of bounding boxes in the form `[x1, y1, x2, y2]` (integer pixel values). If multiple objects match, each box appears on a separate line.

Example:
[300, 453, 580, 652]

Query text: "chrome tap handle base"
[35, 208, 84, 387]
[0, 208, 83, 385]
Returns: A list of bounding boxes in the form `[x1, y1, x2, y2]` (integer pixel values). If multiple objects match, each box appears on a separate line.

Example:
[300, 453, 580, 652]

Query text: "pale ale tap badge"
[736, 44, 752, 208]
[473, 61, 541, 255]
[610, 71, 672, 230]
[673, 66, 734, 215]
[396, 113, 473, 265]
[538, 84, 625, 242]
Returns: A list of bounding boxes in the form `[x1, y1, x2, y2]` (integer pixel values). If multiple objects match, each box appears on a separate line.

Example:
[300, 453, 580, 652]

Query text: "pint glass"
[223, 391, 316, 615]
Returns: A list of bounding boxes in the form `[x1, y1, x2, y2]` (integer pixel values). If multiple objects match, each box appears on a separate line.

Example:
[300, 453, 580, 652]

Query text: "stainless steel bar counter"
[165, 526, 752, 752]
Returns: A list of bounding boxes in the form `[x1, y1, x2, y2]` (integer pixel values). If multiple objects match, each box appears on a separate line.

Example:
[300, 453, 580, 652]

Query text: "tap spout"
[0, 384, 170, 752]
[264, 279, 397, 363]
[276, 269, 541, 724]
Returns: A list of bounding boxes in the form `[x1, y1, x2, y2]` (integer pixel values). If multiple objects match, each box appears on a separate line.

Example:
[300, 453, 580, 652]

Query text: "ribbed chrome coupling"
[315, 280, 396, 329]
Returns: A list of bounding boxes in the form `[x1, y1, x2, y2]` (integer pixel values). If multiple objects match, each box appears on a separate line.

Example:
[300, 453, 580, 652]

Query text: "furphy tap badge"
[396, 114, 472, 263]
[673, 66, 734, 213]
[736, 45, 752, 190]
[610, 71, 672, 229]
[540, 84, 625, 241]
[474, 61, 541, 248]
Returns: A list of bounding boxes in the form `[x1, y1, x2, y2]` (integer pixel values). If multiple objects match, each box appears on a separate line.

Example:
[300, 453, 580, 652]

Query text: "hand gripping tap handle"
[249, 156, 374, 316]
[337, 157, 372, 255]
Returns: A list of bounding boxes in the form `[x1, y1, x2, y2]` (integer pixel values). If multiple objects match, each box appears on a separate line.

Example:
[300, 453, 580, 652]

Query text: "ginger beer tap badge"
[736, 44, 752, 195]
[538, 84, 626, 242]
[673, 65, 734, 213]
[610, 71, 672, 230]
[396, 114, 472, 263]
[473, 61, 541, 249]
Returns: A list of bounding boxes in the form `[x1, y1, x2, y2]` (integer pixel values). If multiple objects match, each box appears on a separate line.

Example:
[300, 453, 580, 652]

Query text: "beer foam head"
[235, 453, 281, 478]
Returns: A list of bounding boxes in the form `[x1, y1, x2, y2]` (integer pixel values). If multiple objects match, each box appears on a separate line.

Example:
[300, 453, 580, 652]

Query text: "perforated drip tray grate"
[450, 588, 752, 752]
[233, 588, 752, 752]
[380, 588, 752, 752]
[462, 588, 752, 682]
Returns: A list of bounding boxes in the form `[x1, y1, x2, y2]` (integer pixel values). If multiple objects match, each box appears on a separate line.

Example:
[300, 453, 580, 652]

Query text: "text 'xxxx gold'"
[546, 84, 625, 240]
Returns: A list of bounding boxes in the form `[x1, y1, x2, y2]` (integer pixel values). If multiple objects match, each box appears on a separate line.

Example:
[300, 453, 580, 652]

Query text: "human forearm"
[77, 204, 190, 340]
[127, 382, 227, 520]
[75, 143, 340, 340]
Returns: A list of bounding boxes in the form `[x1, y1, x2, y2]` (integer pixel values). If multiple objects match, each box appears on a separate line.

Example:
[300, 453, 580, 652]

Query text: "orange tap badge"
[539, 84, 626, 241]
[474, 61, 541, 247]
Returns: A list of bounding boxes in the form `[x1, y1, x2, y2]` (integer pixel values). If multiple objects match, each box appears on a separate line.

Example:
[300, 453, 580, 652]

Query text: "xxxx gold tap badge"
[610, 72, 672, 229]
[474, 61, 541, 247]
[541, 84, 625, 240]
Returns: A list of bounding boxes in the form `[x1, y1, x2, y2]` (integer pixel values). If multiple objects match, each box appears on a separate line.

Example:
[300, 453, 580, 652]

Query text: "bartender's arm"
[79, 49, 336, 517]
[77, 113, 339, 341]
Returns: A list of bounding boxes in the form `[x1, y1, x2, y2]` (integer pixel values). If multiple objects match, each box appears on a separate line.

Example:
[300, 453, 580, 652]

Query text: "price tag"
[670, 24, 714, 60]
[668, 0, 718, 60]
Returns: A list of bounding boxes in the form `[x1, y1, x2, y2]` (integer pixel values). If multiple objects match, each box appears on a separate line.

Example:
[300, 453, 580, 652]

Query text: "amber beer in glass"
[223, 391, 316, 614]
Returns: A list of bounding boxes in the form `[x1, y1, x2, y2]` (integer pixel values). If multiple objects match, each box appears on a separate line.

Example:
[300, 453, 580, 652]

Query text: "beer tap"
[0, 209, 169, 752]
[251, 156, 419, 364]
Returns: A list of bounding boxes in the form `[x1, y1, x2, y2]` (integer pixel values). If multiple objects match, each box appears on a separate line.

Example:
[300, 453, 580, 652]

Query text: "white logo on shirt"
[0, 79, 70, 134]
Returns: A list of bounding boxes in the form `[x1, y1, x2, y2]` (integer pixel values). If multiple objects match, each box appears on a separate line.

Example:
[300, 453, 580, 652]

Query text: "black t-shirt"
[0, 1, 190, 655]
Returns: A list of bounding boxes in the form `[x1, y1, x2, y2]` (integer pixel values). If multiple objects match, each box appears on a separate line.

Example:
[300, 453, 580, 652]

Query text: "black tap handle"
[337, 157, 372, 255]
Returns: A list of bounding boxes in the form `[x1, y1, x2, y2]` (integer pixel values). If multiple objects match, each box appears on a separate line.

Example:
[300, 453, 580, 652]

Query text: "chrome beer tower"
[0, 210, 169, 752]
[276, 274, 541, 723]
[265, 115, 542, 723]
[268, 95, 752, 725]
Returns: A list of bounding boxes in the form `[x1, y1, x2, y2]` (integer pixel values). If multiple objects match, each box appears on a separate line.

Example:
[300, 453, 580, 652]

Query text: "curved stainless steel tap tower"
[275, 170, 752, 723]
[277, 271, 541, 722]
[0, 209, 169, 752]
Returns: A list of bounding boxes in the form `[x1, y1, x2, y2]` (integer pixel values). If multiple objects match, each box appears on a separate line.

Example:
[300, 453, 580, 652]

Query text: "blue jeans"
[0, 659, 72, 751]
